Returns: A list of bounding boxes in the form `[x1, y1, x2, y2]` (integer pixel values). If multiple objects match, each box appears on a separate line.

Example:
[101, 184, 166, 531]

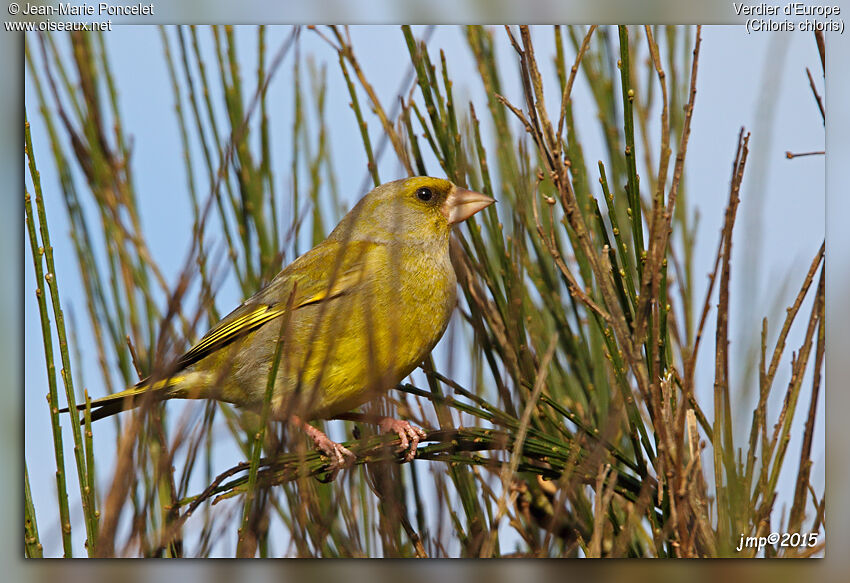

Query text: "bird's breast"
[220, 243, 459, 419]
[305, 245, 457, 417]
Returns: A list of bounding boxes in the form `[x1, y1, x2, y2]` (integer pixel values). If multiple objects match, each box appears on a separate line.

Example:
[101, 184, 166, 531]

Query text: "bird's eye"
[416, 187, 433, 202]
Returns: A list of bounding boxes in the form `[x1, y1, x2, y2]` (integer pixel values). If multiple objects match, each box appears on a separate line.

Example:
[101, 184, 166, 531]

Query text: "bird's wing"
[174, 239, 383, 371]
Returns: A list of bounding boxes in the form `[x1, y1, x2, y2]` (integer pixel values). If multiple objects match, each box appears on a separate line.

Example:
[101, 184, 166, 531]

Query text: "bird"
[62, 177, 494, 468]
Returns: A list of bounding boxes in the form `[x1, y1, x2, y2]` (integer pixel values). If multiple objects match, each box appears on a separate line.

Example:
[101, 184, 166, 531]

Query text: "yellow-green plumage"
[69, 177, 493, 427]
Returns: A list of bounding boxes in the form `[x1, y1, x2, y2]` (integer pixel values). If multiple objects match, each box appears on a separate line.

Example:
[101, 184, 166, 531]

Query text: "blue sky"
[24, 26, 825, 556]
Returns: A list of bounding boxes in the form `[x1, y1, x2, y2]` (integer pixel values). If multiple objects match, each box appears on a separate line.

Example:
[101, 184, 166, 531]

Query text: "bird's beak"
[441, 187, 495, 225]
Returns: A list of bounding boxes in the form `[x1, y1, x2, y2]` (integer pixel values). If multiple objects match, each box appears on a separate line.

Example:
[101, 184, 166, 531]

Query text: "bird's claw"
[379, 417, 427, 462]
[314, 437, 356, 469]
[313, 437, 355, 482]
[296, 417, 356, 477]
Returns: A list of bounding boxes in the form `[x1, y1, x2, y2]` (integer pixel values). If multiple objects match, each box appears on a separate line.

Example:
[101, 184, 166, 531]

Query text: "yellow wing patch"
[175, 303, 287, 369]
[174, 251, 374, 371]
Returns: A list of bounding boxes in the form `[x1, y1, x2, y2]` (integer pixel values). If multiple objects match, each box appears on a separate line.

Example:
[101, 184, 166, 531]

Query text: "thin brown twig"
[788, 272, 824, 531]
[785, 150, 824, 159]
[556, 26, 597, 150]
[814, 30, 825, 74]
[764, 242, 825, 389]
[805, 67, 825, 123]
[707, 128, 748, 550]
[587, 463, 617, 557]
[530, 184, 612, 323]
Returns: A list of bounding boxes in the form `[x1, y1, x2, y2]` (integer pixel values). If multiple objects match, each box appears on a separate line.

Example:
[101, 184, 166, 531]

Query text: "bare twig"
[785, 150, 824, 159]
[805, 67, 825, 123]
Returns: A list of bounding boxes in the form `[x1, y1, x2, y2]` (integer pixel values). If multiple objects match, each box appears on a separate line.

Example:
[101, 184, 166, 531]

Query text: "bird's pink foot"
[378, 417, 427, 462]
[292, 416, 355, 471]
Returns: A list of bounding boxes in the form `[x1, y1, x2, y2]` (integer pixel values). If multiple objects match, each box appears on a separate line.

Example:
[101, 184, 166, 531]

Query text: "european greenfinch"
[63, 177, 494, 466]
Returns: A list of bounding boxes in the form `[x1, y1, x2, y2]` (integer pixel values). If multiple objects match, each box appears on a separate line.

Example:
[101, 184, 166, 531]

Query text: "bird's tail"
[59, 375, 188, 423]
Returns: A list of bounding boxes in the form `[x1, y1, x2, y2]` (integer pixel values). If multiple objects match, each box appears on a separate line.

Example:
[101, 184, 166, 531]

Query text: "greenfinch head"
[330, 177, 495, 247]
